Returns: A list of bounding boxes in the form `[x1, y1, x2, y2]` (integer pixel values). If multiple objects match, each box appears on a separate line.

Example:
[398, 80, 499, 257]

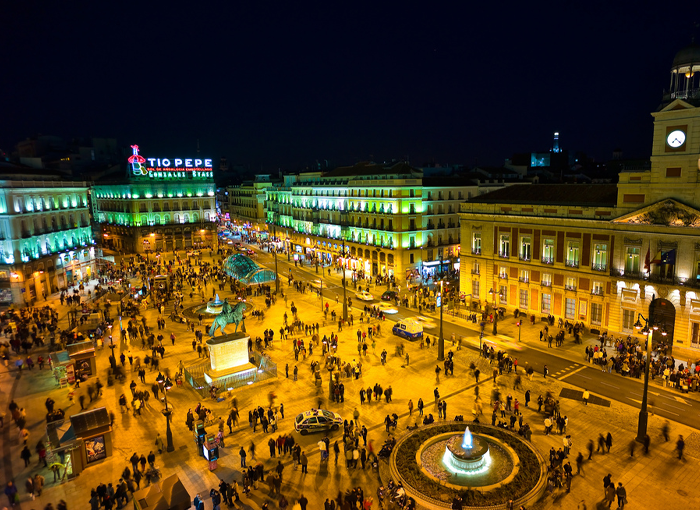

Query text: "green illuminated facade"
[230, 162, 506, 279]
[93, 176, 217, 253]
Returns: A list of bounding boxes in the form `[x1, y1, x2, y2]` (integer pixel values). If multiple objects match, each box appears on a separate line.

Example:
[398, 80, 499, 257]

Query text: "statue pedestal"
[204, 332, 255, 386]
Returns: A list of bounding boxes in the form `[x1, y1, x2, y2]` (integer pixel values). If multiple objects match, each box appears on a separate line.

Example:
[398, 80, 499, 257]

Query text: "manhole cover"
[677, 489, 688, 496]
[179, 445, 188, 450]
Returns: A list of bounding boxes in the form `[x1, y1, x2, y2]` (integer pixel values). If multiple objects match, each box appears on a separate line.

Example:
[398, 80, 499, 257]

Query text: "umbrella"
[14, 359, 23, 368]
[49, 462, 65, 469]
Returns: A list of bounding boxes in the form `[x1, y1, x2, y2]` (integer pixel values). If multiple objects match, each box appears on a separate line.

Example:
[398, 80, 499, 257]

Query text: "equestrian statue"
[209, 300, 247, 337]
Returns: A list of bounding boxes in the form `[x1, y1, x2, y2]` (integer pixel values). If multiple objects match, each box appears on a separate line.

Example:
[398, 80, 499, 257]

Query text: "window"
[592, 244, 607, 271]
[472, 280, 480, 298]
[520, 237, 531, 260]
[565, 298, 575, 319]
[499, 285, 507, 304]
[691, 322, 700, 348]
[519, 269, 529, 283]
[592, 281, 604, 295]
[622, 308, 636, 332]
[542, 239, 554, 263]
[591, 303, 603, 326]
[409, 236, 415, 249]
[565, 277, 576, 291]
[541, 293, 551, 313]
[625, 247, 640, 274]
[499, 266, 508, 279]
[519, 289, 528, 309]
[567, 241, 580, 267]
[472, 261, 480, 275]
[472, 233, 482, 254]
[542, 273, 552, 287]
[499, 235, 510, 257]
[409, 253, 414, 264]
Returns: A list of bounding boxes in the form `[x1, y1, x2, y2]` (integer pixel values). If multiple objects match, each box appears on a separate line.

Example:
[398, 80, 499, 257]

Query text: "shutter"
[511, 228, 518, 257]
[533, 230, 540, 260]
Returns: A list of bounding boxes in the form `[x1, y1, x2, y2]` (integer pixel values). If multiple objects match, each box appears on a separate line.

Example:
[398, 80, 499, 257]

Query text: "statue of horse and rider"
[209, 300, 247, 337]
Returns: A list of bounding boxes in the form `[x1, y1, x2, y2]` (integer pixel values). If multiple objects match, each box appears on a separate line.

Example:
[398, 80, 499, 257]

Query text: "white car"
[355, 290, 374, 301]
[414, 316, 437, 329]
[377, 302, 398, 314]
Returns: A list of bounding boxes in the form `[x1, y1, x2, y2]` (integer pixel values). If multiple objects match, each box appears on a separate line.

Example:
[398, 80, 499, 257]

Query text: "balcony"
[498, 274, 508, 280]
[518, 277, 529, 283]
[565, 284, 577, 291]
[541, 257, 554, 264]
[610, 268, 643, 280]
[541, 280, 552, 287]
[472, 248, 481, 255]
[519, 255, 531, 262]
[565, 260, 579, 268]
[591, 289, 604, 296]
[591, 263, 607, 272]
[498, 252, 509, 259]
[471, 269, 480, 275]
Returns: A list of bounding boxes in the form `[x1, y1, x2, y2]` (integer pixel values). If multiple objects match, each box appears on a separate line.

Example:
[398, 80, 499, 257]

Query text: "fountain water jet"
[443, 425, 491, 475]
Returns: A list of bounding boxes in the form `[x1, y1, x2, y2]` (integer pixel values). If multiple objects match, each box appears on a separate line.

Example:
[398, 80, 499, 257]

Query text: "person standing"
[615, 482, 627, 509]
[300, 451, 308, 473]
[582, 389, 590, 406]
[676, 435, 685, 460]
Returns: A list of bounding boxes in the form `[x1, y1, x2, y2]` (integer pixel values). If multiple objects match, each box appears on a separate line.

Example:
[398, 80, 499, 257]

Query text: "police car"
[294, 409, 343, 435]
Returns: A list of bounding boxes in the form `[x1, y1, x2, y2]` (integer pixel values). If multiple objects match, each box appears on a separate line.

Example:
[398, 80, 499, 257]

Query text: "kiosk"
[203, 434, 219, 471]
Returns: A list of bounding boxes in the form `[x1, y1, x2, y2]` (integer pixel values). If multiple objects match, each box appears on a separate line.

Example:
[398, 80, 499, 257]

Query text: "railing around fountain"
[183, 352, 277, 398]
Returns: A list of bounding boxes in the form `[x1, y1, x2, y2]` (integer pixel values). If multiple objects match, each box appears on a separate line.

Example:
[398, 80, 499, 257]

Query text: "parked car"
[392, 318, 424, 340]
[294, 409, 343, 435]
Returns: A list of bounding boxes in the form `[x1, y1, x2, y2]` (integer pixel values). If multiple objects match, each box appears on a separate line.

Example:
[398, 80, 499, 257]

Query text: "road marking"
[656, 403, 686, 412]
[601, 382, 619, 389]
[558, 365, 587, 381]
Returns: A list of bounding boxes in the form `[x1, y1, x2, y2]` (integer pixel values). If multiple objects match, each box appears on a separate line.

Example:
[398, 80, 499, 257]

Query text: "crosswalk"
[554, 363, 586, 380]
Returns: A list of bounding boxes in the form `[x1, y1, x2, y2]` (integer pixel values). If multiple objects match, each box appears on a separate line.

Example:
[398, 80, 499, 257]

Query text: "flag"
[661, 249, 676, 265]
[650, 250, 662, 264]
[644, 248, 650, 272]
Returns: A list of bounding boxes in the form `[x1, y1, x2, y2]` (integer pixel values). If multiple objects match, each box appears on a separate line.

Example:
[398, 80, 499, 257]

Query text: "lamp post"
[633, 313, 661, 443]
[156, 373, 175, 452]
[438, 279, 445, 361]
[516, 320, 521, 342]
[341, 241, 348, 321]
[273, 226, 280, 294]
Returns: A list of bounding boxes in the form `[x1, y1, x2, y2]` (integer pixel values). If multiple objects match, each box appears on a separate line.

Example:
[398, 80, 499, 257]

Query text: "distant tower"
[668, 41, 700, 101]
[552, 132, 561, 153]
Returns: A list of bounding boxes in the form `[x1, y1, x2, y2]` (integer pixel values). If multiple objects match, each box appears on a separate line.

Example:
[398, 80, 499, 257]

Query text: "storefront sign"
[129, 145, 214, 179]
[85, 435, 107, 464]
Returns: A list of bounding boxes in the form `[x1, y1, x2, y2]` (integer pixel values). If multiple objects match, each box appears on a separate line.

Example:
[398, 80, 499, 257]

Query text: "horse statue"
[209, 300, 246, 337]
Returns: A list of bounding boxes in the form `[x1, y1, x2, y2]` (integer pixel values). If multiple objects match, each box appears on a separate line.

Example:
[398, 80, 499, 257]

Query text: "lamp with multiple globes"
[156, 373, 175, 452]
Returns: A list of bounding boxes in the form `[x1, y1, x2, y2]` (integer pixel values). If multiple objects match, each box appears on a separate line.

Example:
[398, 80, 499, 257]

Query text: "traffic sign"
[436, 295, 441, 308]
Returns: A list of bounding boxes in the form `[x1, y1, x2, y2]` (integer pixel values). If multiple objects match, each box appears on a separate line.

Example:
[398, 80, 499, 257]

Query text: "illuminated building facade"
[254, 162, 506, 278]
[93, 145, 217, 253]
[459, 43, 700, 359]
[0, 162, 95, 305]
[228, 175, 273, 225]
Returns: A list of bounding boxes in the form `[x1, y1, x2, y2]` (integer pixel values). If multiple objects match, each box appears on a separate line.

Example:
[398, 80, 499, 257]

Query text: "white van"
[392, 318, 423, 340]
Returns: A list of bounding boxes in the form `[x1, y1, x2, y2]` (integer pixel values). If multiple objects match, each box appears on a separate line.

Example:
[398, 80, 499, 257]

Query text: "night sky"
[2, 2, 694, 171]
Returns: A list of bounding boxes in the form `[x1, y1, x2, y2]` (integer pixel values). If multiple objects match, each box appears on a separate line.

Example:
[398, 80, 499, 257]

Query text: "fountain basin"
[444, 434, 491, 474]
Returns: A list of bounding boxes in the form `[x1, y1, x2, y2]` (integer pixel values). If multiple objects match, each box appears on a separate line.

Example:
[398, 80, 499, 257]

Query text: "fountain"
[442, 426, 491, 475]
[206, 294, 225, 314]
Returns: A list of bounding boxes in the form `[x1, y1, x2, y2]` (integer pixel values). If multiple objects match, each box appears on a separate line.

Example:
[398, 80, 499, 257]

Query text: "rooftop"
[323, 161, 420, 178]
[466, 183, 618, 207]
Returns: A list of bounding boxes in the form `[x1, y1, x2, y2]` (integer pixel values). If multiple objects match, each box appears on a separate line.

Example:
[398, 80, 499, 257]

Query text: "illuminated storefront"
[94, 145, 217, 253]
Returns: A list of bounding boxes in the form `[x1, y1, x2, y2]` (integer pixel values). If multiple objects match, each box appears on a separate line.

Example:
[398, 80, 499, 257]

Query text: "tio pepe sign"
[128, 145, 213, 179]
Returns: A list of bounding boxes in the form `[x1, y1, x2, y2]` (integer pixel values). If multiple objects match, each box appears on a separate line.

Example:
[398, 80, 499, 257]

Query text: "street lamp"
[516, 319, 521, 342]
[272, 226, 280, 294]
[156, 373, 175, 452]
[633, 312, 657, 443]
[437, 279, 445, 361]
[341, 241, 348, 321]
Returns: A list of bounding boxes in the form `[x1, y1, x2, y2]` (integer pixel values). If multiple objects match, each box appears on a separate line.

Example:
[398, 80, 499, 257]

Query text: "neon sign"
[129, 145, 214, 179]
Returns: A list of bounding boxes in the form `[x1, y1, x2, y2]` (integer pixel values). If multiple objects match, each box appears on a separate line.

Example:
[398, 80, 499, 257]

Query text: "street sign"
[436, 295, 441, 308]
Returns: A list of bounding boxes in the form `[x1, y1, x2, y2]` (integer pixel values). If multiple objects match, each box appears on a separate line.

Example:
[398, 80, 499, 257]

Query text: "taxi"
[414, 316, 437, 329]
[355, 290, 374, 301]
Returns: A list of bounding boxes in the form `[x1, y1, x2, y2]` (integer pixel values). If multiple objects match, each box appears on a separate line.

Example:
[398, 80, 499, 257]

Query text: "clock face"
[667, 130, 686, 148]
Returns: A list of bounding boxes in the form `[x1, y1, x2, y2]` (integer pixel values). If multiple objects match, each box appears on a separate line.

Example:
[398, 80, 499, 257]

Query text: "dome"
[672, 43, 700, 74]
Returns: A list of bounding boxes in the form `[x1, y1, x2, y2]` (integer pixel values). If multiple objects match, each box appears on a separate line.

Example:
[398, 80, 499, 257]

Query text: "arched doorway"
[649, 298, 676, 355]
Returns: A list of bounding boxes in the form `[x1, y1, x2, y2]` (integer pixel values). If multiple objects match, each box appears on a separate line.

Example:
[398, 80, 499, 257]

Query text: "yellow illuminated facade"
[460, 45, 700, 358]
